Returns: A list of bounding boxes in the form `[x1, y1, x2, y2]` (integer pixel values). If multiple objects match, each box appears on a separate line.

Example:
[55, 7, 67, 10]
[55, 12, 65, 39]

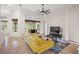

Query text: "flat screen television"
[50, 26, 60, 33]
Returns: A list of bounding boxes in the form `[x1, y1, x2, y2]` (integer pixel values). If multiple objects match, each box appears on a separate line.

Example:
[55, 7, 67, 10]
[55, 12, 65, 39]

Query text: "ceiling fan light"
[41, 12, 45, 15]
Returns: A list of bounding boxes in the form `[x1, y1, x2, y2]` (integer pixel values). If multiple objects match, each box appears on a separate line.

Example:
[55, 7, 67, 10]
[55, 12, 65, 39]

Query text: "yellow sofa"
[24, 33, 54, 54]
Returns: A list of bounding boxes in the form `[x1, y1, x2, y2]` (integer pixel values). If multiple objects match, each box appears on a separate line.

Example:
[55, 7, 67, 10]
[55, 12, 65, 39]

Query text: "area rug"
[49, 43, 69, 54]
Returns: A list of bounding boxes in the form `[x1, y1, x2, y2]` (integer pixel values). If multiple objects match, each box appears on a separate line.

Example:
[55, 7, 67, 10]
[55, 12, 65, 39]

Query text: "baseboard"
[68, 40, 79, 44]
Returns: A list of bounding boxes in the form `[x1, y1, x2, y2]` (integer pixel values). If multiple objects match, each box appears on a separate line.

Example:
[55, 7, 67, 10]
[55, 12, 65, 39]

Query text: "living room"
[0, 4, 79, 54]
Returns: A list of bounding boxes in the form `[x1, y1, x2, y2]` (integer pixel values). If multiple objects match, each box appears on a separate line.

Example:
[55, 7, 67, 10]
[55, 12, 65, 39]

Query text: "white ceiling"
[1, 4, 65, 12]
[0, 4, 76, 19]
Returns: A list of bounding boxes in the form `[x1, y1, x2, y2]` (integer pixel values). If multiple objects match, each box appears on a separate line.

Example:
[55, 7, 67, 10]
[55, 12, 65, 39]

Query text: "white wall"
[45, 5, 79, 42]
[68, 5, 79, 42]
[1, 5, 66, 37]
[43, 7, 66, 39]
[47, 5, 79, 42]
[8, 9, 44, 37]
[0, 8, 25, 37]
[1, 4, 79, 42]
[0, 5, 68, 39]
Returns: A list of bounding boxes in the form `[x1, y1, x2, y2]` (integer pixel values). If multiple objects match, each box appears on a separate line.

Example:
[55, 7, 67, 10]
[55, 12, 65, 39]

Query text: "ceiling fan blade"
[34, 11, 41, 15]
[35, 12, 41, 15]
[44, 11, 51, 15]
[45, 9, 50, 11]
[35, 9, 41, 13]
[47, 11, 51, 13]
[44, 11, 48, 15]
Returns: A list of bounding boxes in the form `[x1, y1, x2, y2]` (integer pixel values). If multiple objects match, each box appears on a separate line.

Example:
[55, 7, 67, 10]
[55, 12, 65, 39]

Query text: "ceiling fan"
[36, 4, 51, 15]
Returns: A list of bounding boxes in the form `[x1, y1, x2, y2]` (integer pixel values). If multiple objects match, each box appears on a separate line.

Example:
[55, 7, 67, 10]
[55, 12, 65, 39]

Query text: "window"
[1, 20, 7, 30]
[25, 20, 40, 33]
[12, 19, 18, 32]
